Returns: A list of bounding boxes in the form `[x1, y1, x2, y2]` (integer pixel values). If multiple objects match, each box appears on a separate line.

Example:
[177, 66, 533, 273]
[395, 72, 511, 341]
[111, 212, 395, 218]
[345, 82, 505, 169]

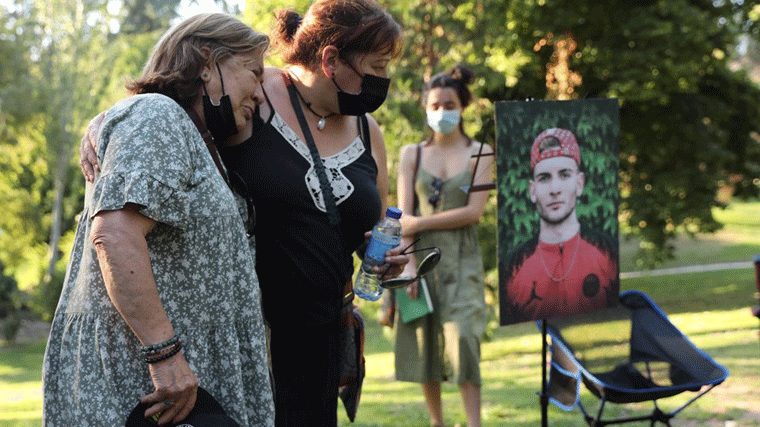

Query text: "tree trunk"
[43, 145, 69, 285]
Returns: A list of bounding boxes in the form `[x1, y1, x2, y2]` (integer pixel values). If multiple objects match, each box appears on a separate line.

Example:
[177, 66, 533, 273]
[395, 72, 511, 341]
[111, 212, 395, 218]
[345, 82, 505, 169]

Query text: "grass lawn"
[344, 268, 760, 427]
[0, 342, 45, 427]
[2, 202, 759, 426]
[618, 202, 760, 272]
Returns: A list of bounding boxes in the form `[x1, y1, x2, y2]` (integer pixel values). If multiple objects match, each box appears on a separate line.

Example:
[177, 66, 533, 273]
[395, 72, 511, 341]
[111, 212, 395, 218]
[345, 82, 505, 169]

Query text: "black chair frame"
[540, 290, 729, 427]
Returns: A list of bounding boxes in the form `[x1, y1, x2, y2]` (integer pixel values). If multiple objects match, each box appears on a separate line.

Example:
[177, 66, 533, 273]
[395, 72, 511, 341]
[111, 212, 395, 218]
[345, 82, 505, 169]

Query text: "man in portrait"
[501, 128, 619, 323]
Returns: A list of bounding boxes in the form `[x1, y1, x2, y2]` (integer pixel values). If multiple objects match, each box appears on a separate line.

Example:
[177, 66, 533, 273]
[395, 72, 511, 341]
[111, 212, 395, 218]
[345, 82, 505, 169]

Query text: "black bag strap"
[414, 142, 421, 181]
[284, 73, 341, 228]
[285, 74, 354, 301]
[184, 107, 231, 189]
[358, 114, 371, 154]
[184, 106, 255, 235]
[412, 142, 421, 213]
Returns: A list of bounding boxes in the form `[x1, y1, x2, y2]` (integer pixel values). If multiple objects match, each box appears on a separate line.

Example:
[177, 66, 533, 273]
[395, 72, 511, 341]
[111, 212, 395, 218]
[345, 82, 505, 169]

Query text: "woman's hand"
[405, 281, 419, 300]
[79, 112, 105, 182]
[400, 262, 419, 299]
[141, 352, 199, 425]
[399, 214, 420, 236]
[361, 231, 410, 280]
[380, 244, 410, 279]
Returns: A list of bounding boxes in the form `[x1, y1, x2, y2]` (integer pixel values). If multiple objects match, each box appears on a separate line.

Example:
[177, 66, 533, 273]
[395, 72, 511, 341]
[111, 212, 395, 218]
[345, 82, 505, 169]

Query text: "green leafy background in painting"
[495, 99, 620, 257]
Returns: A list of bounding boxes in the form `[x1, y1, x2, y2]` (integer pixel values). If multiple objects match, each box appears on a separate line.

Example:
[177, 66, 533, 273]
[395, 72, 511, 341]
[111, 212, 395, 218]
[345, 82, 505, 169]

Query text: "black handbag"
[337, 292, 365, 421]
[284, 73, 366, 422]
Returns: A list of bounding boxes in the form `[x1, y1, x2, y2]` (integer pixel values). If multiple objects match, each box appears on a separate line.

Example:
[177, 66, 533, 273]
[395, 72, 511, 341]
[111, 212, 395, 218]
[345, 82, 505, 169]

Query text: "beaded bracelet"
[145, 340, 183, 364]
[141, 334, 180, 355]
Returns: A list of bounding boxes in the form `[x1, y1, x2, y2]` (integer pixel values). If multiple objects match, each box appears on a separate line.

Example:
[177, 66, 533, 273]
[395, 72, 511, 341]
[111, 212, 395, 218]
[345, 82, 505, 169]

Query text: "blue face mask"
[426, 109, 461, 135]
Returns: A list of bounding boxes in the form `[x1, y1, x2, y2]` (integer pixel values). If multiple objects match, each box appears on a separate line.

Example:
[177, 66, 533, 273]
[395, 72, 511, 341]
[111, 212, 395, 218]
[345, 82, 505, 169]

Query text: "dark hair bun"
[273, 9, 302, 44]
[449, 64, 474, 86]
[423, 63, 476, 109]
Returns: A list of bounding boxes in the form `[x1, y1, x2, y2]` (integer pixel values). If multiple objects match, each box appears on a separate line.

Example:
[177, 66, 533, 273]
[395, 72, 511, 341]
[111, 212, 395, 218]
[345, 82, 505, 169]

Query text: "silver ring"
[163, 399, 174, 406]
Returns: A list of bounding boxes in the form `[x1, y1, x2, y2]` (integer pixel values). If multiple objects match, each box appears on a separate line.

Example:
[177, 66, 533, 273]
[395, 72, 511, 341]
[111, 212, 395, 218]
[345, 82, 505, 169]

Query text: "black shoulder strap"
[284, 73, 355, 286]
[414, 142, 421, 180]
[185, 106, 256, 235]
[412, 143, 421, 213]
[184, 107, 231, 190]
[283, 73, 341, 228]
[259, 83, 275, 124]
[358, 114, 371, 154]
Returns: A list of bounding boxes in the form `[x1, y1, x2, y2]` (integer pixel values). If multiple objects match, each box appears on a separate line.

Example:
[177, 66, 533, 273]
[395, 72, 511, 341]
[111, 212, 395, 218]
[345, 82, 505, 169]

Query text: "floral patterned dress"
[42, 94, 274, 426]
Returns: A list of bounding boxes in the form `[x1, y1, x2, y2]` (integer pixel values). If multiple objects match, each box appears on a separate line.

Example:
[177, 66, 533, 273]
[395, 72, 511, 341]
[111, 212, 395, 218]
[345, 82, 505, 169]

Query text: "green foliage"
[0, 0, 170, 319]
[243, 0, 313, 35]
[0, 262, 21, 343]
[0, 263, 18, 318]
[97, 31, 164, 111]
[1, 0, 760, 320]
[28, 241, 74, 323]
[0, 119, 49, 283]
[119, 0, 182, 34]
[0, 0, 100, 317]
[370, 0, 760, 267]
[386, 0, 760, 267]
[496, 99, 620, 250]
[500, 0, 760, 266]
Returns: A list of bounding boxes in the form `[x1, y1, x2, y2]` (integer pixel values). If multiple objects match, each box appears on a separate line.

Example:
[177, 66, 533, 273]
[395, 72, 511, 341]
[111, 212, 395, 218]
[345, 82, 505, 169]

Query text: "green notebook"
[396, 277, 434, 323]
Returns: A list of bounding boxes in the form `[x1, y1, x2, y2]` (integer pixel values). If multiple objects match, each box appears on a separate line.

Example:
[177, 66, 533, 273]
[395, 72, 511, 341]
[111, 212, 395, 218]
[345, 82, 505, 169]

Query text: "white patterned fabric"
[270, 111, 364, 212]
[42, 94, 274, 426]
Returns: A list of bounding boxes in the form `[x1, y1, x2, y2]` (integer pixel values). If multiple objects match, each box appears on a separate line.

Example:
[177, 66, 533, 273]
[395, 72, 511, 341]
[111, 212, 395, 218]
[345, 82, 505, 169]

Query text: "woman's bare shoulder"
[470, 140, 493, 154]
[263, 67, 285, 94]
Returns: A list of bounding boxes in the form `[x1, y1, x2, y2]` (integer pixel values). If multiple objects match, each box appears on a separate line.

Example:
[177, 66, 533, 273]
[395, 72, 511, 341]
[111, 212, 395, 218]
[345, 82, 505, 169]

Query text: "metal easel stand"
[540, 319, 549, 427]
[463, 139, 550, 427]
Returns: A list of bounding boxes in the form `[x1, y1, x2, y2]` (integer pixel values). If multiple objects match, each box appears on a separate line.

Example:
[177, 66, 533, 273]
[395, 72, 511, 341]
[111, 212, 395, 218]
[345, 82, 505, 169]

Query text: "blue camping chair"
[539, 290, 729, 427]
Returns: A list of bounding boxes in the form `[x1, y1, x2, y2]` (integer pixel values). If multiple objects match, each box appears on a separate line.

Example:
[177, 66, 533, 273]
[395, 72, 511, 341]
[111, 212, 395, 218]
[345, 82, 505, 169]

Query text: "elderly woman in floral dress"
[42, 13, 274, 426]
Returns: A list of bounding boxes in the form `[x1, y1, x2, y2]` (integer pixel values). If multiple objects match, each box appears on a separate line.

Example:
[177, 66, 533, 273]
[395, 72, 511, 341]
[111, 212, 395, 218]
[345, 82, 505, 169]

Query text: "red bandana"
[530, 128, 581, 170]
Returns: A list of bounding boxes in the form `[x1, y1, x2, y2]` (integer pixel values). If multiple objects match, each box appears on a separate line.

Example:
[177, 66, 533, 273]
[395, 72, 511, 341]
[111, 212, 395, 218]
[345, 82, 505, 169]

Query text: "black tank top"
[219, 95, 381, 326]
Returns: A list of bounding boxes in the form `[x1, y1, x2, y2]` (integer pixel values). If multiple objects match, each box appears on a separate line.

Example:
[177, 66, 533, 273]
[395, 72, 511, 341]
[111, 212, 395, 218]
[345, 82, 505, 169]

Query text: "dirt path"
[621, 261, 754, 279]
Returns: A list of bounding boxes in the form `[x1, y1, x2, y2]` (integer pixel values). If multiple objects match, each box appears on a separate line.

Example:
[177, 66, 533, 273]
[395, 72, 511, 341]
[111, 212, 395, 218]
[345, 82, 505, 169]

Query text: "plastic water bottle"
[354, 207, 403, 301]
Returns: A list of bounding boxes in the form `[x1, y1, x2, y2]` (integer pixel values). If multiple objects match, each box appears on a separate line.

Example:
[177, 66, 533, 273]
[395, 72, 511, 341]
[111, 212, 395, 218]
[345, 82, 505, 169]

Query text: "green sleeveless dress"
[394, 167, 487, 385]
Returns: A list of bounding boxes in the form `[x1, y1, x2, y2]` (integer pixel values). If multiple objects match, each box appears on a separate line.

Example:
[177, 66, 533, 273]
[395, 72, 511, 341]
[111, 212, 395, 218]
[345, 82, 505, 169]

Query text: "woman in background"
[394, 64, 493, 427]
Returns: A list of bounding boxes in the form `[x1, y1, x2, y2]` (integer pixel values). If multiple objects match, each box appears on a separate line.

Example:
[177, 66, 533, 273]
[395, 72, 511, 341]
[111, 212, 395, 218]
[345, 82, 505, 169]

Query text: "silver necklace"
[537, 236, 580, 282]
[288, 74, 336, 130]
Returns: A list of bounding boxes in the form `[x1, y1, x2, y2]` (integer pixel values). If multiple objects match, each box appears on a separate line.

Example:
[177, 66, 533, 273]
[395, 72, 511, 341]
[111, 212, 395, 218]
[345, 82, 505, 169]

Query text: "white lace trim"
[271, 112, 364, 212]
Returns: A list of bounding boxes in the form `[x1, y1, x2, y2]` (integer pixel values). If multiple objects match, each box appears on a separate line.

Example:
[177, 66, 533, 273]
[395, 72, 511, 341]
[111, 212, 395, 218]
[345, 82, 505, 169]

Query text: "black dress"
[219, 94, 381, 426]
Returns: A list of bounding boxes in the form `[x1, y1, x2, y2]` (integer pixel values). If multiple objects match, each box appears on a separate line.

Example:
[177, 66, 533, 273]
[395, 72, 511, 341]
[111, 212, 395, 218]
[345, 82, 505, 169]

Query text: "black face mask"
[203, 63, 239, 143]
[250, 104, 265, 134]
[332, 61, 390, 116]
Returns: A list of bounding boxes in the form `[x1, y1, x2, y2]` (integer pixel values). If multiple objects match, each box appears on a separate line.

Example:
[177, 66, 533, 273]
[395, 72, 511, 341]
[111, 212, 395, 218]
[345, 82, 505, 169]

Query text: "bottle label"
[365, 231, 399, 263]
